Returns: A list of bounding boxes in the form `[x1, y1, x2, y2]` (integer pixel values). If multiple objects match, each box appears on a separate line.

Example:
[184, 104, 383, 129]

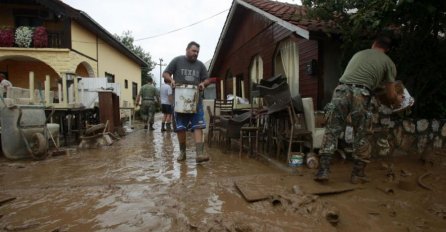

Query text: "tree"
[114, 31, 156, 84]
[302, 0, 446, 118]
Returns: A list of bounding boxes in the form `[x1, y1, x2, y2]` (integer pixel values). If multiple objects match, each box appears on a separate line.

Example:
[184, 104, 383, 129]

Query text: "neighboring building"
[0, 0, 147, 106]
[209, 0, 342, 109]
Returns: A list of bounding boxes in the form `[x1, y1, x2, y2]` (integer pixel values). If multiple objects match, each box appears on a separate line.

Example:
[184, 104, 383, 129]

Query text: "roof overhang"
[209, 0, 310, 73]
[77, 11, 148, 67]
[37, 0, 148, 67]
[237, 0, 309, 39]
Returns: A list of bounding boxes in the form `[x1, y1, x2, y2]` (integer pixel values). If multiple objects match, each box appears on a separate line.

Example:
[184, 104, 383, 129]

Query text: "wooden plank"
[233, 175, 282, 202]
[308, 186, 356, 195]
[234, 179, 272, 202]
[303, 183, 357, 196]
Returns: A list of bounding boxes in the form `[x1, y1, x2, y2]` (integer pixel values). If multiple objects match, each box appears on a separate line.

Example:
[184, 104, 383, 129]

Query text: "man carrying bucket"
[162, 41, 211, 163]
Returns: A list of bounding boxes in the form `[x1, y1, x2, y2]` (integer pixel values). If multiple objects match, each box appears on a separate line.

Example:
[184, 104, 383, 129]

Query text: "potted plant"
[15, 26, 33, 48]
[0, 27, 14, 47]
[33, 26, 48, 48]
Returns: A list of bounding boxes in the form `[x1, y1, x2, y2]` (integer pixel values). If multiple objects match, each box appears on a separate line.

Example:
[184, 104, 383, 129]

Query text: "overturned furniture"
[78, 121, 120, 149]
[257, 80, 313, 164]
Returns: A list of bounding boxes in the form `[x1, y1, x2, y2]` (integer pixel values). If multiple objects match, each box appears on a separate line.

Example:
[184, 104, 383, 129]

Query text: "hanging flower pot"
[0, 27, 14, 47]
[15, 26, 33, 48]
[33, 26, 48, 48]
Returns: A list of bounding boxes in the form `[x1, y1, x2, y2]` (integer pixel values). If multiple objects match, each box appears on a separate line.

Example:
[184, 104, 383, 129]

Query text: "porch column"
[29, 71, 34, 102]
[45, 75, 51, 106]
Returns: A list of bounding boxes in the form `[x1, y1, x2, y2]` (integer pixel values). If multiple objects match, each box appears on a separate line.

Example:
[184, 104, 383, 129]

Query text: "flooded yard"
[1, 117, 446, 231]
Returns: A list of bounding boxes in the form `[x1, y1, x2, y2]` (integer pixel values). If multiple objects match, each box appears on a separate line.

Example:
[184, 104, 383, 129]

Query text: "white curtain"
[250, 55, 263, 84]
[250, 55, 263, 104]
[279, 40, 299, 96]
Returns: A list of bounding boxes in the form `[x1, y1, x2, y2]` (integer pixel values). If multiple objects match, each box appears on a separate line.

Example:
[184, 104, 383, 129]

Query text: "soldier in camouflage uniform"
[315, 35, 402, 184]
[136, 77, 159, 130]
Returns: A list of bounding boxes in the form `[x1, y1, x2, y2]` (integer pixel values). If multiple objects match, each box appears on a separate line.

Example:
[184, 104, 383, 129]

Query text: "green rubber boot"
[177, 143, 186, 161]
[195, 142, 209, 163]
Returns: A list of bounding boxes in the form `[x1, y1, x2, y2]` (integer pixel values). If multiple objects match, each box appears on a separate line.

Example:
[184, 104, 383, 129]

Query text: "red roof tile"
[241, 0, 338, 33]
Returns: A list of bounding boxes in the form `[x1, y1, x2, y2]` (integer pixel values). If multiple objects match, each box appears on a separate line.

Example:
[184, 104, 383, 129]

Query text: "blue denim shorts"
[173, 102, 206, 132]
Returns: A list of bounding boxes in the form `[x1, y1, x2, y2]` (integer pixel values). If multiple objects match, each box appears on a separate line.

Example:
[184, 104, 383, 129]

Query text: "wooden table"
[45, 107, 92, 146]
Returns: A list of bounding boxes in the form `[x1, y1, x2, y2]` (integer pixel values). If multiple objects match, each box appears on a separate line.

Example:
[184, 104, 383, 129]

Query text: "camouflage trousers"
[320, 84, 372, 162]
[140, 100, 156, 124]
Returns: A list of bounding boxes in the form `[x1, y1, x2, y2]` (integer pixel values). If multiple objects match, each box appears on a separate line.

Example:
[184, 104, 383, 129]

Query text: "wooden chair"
[258, 82, 292, 156]
[283, 104, 313, 162]
[239, 110, 267, 157]
[213, 99, 234, 118]
[212, 99, 234, 145]
[259, 82, 312, 163]
[206, 105, 217, 147]
[238, 88, 265, 157]
[218, 111, 251, 152]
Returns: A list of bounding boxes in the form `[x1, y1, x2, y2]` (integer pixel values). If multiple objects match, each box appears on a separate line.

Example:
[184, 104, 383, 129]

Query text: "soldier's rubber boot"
[149, 123, 155, 131]
[351, 160, 370, 184]
[161, 122, 166, 132]
[314, 154, 331, 182]
[195, 142, 209, 163]
[177, 143, 186, 161]
[166, 123, 172, 132]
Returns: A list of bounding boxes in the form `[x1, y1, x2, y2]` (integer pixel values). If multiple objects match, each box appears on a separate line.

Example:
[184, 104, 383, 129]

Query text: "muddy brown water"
[1, 120, 446, 231]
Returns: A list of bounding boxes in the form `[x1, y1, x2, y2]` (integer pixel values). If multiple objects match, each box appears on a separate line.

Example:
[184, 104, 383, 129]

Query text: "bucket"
[289, 152, 304, 167]
[174, 84, 199, 113]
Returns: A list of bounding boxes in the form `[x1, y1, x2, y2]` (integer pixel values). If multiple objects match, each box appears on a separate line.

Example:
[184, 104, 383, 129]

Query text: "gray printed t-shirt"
[164, 55, 208, 85]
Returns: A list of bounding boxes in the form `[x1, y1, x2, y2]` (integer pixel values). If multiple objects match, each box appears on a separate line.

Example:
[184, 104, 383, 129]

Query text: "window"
[105, 72, 115, 83]
[14, 9, 43, 27]
[222, 69, 233, 99]
[250, 55, 263, 85]
[124, 79, 128, 89]
[236, 74, 244, 98]
[275, 39, 299, 96]
[132, 82, 138, 99]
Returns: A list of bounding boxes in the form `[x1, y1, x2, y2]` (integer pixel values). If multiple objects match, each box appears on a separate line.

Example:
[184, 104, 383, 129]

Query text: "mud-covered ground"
[1, 115, 446, 232]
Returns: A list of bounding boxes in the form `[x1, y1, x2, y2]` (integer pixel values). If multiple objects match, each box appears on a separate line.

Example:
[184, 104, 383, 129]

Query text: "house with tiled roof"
[209, 0, 342, 109]
[0, 0, 147, 106]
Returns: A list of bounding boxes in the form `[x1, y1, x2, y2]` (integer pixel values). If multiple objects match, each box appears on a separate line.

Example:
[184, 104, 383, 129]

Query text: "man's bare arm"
[384, 82, 403, 108]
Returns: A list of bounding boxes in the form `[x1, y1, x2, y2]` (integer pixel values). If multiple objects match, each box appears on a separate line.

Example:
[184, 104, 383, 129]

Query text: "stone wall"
[367, 99, 446, 159]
